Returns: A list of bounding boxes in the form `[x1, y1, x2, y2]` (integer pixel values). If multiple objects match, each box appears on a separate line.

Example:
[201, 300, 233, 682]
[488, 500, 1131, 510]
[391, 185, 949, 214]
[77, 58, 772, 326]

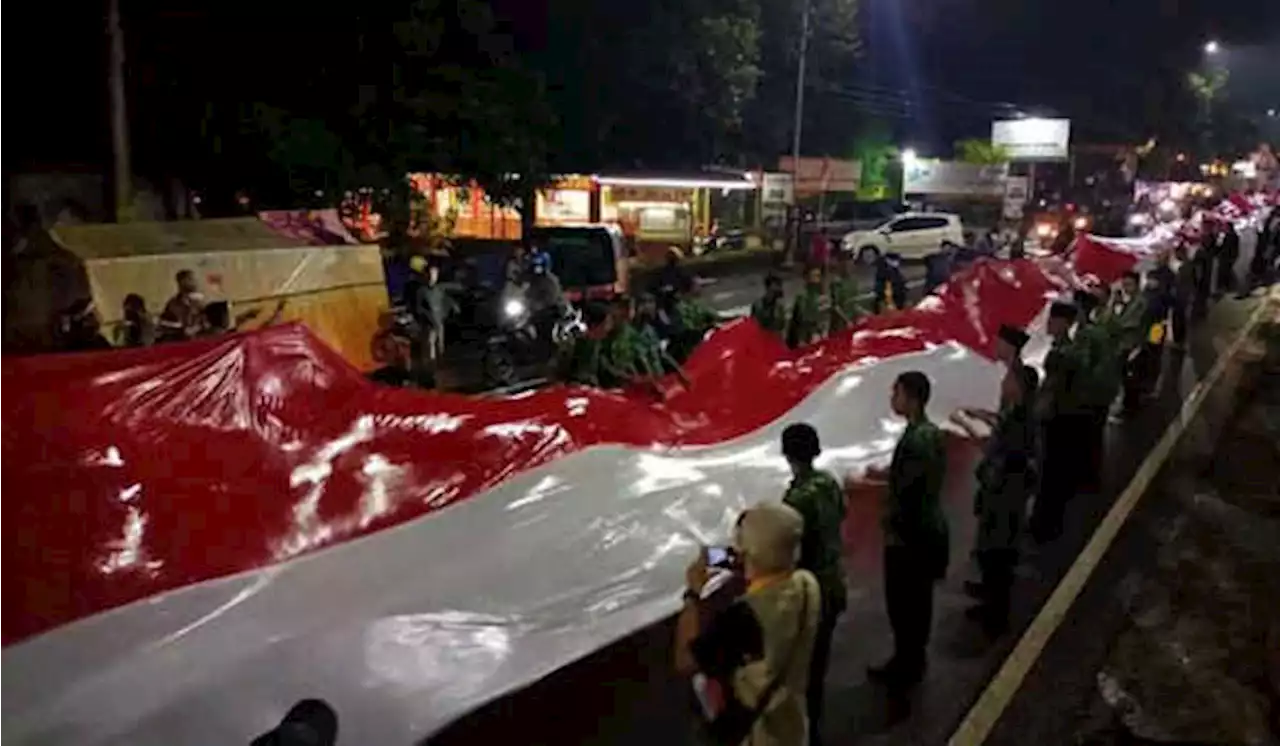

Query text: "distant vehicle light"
[1072, 216, 1089, 231]
[1158, 198, 1178, 214]
[1035, 222, 1056, 238]
[1128, 213, 1152, 226]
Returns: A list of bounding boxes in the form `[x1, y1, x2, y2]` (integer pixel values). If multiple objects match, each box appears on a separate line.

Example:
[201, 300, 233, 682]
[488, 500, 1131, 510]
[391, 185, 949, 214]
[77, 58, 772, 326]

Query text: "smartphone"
[705, 545, 732, 567]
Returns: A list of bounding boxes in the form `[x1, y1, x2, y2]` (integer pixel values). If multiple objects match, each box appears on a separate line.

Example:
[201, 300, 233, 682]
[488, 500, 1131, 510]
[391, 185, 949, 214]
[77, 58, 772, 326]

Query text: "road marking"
[947, 288, 1277, 746]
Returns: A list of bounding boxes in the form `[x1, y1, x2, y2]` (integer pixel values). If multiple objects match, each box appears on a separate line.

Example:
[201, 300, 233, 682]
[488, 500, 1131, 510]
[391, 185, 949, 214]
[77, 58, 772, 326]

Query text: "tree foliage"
[954, 138, 1010, 165]
[850, 119, 897, 199]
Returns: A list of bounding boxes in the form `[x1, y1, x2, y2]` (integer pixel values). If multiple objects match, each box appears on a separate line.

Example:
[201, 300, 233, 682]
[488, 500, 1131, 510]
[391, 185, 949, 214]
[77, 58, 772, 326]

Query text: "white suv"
[840, 212, 965, 263]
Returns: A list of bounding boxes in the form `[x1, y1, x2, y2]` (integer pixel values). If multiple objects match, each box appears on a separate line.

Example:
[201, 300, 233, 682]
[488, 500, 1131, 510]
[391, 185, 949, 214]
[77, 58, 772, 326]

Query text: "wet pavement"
[985, 297, 1280, 746]
[424, 292, 1274, 746]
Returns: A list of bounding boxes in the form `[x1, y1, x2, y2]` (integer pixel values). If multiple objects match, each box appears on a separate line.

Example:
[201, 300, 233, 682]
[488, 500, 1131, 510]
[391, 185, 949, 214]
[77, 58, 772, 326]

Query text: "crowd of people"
[669, 206, 1279, 746]
[57, 269, 287, 353]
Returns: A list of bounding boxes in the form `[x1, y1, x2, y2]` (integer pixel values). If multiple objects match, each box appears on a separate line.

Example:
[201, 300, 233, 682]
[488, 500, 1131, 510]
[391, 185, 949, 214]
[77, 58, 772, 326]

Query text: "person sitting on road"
[158, 269, 207, 342]
[600, 295, 655, 388]
[786, 264, 829, 349]
[115, 293, 155, 348]
[669, 279, 720, 363]
[827, 253, 865, 333]
[199, 298, 287, 336]
[751, 274, 789, 338]
[635, 293, 691, 386]
[674, 502, 820, 746]
[60, 299, 113, 352]
[559, 301, 609, 387]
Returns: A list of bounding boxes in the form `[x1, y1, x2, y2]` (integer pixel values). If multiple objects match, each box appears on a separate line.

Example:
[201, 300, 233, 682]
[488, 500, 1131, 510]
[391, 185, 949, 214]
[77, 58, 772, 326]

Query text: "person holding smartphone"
[674, 503, 820, 746]
[779, 423, 848, 746]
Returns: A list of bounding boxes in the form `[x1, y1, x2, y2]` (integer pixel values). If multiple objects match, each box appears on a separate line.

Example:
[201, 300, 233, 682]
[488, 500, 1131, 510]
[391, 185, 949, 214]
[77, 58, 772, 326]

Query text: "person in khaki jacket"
[675, 502, 821, 746]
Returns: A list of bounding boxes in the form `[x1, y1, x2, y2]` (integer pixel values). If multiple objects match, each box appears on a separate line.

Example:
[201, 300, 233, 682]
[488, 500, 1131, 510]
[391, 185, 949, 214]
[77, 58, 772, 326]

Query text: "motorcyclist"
[524, 251, 570, 355]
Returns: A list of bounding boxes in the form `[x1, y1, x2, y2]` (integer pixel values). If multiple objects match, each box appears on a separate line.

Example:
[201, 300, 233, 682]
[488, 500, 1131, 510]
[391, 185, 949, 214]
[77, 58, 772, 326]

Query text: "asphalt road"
[424, 292, 1269, 743]
[700, 262, 930, 317]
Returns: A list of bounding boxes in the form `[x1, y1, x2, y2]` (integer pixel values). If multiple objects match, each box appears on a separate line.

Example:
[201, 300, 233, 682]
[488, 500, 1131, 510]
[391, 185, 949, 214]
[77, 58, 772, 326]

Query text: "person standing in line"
[751, 274, 789, 338]
[1172, 243, 1197, 350]
[1070, 288, 1121, 490]
[954, 362, 1039, 636]
[158, 269, 207, 342]
[862, 371, 950, 689]
[1215, 222, 1240, 299]
[1030, 301, 1086, 544]
[1193, 223, 1217, 319]
[779, 423, 848, 746]
[1112, 271, 1153, 415]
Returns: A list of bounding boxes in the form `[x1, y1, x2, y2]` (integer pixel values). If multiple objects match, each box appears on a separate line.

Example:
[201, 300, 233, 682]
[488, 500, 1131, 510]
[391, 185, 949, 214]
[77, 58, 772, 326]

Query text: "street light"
[1203, 40, 1220, 54]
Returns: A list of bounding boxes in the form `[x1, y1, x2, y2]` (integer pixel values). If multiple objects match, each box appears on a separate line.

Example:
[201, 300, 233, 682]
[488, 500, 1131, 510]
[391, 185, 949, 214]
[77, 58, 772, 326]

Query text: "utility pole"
[790, 0, 812, 172]
[785, 0, 812, 268]
[107, 0, 133, 222]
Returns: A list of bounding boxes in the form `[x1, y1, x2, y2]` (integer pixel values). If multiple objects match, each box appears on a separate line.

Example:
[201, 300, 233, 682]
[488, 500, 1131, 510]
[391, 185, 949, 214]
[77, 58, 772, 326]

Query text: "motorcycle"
[480, 290, 584, 388]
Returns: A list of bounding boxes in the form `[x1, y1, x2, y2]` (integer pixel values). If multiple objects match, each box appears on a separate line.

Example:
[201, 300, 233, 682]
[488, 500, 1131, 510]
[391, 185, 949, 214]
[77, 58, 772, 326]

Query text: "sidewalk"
[424, 292, 1273, 746]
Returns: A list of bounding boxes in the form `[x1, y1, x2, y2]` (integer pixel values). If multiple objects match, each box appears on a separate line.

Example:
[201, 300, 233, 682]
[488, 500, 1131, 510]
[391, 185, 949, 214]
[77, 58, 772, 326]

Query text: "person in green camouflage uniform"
[956, 362, 1039, 636]
[787, 265, 830, 348]
[669, 282, 719, 362]
[751, 274, 789, 337]
[1071, 287, 1122, 491]
[780, 423, 848, 746]
[827, 254, 865, 333]
[1029, 300, 1089, 544]
[635, 294, 691, 387]
[865, 370, 949, 688]
[600, 296, 656, 387]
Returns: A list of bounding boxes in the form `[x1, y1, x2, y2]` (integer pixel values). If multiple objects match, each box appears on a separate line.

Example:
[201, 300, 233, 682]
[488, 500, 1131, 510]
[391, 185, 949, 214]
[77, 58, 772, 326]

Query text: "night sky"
[8, 0, 1279, 174]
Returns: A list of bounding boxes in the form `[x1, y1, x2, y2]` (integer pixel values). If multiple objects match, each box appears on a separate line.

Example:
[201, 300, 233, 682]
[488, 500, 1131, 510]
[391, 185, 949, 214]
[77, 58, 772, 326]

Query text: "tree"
[742, 0, 860, 164]
[536, 0, 763, 168]
[191, 0, 555, 244]
[954, 139, 1010, 165]
[850, 119, 897, 199]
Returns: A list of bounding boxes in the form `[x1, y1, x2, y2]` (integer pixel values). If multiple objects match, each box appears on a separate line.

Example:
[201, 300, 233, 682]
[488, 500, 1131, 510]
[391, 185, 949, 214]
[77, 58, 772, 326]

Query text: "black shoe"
[963, 580, 987, 599]
[964, 602, 988, 621]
